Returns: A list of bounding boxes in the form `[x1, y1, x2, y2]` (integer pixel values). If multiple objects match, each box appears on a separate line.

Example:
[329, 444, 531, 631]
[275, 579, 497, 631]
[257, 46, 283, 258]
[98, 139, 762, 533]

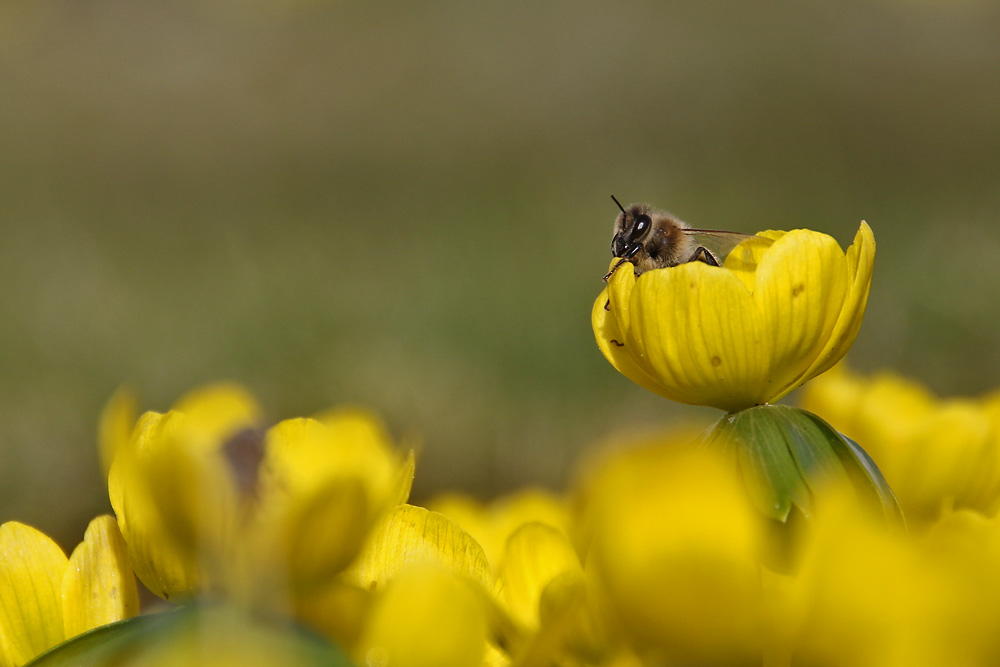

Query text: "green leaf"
[702, 405, 902, 525]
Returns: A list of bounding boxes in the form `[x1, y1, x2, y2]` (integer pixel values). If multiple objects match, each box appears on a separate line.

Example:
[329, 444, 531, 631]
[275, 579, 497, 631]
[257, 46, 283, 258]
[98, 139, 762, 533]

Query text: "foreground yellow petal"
[249, 411, 406, 598]
[61, 515, 140, 639]
[344, 504, 492, 594]
[594, 223, 875, 411]
[0, 523, 67, 666]
[577, 444, 764, 662]
[358, 565, 489, 667]
[786, 491, 1000, 666]
[0, 518, 138, 667]
[495, 522, 582, 634]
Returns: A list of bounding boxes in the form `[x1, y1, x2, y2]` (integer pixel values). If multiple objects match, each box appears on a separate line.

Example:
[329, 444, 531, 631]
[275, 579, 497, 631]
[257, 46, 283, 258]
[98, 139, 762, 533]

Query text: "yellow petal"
[425, 494, 490, 551]
[358, 565, 488, 667]
[345, 505, 492, 594]
[250, 415, 404, 595]
[249, 478, 371, 600]
[753, 230, 848, 400]
[431, 489, 571, 576]
[0, 522, 68, 665]
[494, 522, 582, 633]
[97, 387, 138, 478]
[784, 221, 875, 397]
[294, 581, 372, 649]
[170, 382, 263, 446]
[262, 413, 397, 503]
[629, 262, 771, 410]
[723, 233, 785, 293]
[894, 401, 993, 519]
[592, 287, 671, 399]
[787, 488, 984, 667]
[108, 413, 202, 600]
[579, 445, 764, 661]
[140, 417, 241, 565]
[61, 515, 140, 638]
[393, 449, 417, 506]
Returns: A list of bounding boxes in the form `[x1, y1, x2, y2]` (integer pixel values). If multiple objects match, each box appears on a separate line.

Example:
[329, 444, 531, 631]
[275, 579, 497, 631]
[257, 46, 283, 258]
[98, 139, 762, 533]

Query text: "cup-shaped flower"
[106, 384, 413, 606]
[593, 223, 875, 412]
[0, 516, 138, 666]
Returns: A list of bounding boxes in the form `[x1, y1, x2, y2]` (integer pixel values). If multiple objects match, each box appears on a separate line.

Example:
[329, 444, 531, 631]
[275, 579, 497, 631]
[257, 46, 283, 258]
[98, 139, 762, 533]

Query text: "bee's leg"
[689, 246, 720, 266]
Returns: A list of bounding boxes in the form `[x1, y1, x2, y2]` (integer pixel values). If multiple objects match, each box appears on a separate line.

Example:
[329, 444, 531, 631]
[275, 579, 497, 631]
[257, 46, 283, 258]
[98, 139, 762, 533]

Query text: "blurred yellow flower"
[575, 441, 766, 663]
[494, 522, 582, 635]
[785, 490, 1000, 666]
[801, 366, 1000, 523]
[341, 505, 496, 666]
[419, 492, 616, 665]
[593, 223, 875, 412]
[427, 488, 571, 575]
[357, 565, 489, 667]
[492, 522, 610, 666]
[105, 383, 413, 606]
[0, 516, 138, 667]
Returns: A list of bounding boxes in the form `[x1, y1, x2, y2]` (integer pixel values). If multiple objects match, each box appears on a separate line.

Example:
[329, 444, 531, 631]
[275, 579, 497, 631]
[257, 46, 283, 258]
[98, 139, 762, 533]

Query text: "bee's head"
[610, 195, 653, 259]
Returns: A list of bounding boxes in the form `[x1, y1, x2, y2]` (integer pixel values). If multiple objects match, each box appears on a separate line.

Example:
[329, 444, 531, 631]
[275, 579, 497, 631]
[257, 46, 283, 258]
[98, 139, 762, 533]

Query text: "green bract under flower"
[701, 404, 901, 524]
[593, 222, 875, 412]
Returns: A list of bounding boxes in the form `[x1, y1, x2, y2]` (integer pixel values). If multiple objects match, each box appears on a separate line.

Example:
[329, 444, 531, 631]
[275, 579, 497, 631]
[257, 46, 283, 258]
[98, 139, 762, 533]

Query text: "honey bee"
[604, 195, 771, 281]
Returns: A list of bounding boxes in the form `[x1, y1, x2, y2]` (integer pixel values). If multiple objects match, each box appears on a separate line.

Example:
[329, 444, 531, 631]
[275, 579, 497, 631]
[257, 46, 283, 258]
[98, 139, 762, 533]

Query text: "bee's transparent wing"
[682, 229, 775, 265]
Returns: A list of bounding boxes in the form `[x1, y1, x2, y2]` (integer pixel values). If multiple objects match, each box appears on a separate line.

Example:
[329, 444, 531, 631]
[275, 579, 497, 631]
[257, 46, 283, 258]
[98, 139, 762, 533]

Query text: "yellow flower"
[593, 223, 875, 412]
[106, 383, 413, 606]
[801, 366, 1000, 523]
[575, 442, 766, 663]
[0, 516, 138, 667]
[427, 488, 571, 575]
[785, 491, 1000, 666]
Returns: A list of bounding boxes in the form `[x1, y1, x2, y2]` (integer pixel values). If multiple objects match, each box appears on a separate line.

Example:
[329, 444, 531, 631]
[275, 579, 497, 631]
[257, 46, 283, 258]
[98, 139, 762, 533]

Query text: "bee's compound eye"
[633, 214, 652, 238]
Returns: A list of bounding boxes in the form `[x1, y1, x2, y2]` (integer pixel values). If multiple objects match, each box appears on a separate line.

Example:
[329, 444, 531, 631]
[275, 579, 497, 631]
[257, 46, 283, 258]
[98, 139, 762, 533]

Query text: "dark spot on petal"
[223, 427, 267, 501]
[604, 299, 611, 311]
[610, 339, 625, 347]
[791, 283, 805, 297]
[711, 356, 722, 367]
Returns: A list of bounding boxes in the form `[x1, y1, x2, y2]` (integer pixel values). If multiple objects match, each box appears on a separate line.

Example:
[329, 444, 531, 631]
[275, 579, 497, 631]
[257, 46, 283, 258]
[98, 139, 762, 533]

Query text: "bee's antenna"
[610, 194, 627, 215]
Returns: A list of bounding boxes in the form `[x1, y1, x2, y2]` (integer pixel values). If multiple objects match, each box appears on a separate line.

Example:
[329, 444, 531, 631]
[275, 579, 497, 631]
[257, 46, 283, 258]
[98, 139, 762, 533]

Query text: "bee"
[604, 195, 771, 281]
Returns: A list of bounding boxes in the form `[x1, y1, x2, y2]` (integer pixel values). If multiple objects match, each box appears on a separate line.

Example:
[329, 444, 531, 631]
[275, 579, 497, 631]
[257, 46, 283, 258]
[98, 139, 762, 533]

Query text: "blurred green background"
[2, 1, 999, 547]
